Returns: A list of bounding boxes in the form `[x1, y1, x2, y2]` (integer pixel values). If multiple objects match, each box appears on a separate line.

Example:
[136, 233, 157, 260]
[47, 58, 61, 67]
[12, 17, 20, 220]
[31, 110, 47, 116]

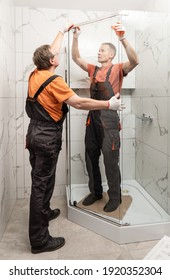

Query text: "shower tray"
[66, 180, 170, 244]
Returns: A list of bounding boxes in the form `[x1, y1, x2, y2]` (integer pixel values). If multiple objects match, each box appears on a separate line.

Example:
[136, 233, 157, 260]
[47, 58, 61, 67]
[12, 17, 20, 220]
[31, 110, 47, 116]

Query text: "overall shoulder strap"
[106, 65, 114, 81]
[93, 66, 99, 79]
[33, 74, 59, 99]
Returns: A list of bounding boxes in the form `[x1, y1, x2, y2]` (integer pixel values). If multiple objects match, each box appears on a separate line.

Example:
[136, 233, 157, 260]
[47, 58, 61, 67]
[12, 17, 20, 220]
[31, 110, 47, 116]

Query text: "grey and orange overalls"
[85, 65, 121, 202]
[25, 74, 68, 247]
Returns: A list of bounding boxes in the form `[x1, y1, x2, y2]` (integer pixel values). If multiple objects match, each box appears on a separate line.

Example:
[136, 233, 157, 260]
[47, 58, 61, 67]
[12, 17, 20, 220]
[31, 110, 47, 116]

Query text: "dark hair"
[102, 42, 116, 57]
[32, 44, 54, 70]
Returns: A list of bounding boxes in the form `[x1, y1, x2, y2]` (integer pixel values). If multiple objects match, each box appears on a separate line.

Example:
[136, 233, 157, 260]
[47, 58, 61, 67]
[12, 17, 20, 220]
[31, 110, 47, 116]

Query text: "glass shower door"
[65, 10, 170, 244]
[67, 13, 125, 225]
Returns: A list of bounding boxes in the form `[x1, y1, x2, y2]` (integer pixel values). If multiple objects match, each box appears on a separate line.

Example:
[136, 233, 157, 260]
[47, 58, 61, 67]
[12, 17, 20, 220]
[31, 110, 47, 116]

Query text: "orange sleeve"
[49, 76, 75, 102]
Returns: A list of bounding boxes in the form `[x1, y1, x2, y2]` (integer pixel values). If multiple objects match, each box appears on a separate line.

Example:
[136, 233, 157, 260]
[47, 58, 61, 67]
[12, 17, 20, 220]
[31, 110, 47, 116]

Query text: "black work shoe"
[49, 208, 60, 221]
[103, 198, 122, 212]
[82, 193, 103, 206]
[31, 236, 65, 254]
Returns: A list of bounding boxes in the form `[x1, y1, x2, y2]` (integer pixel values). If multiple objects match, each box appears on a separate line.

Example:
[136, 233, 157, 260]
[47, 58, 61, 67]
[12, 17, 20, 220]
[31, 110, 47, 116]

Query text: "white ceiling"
[13, 0, 157, 13]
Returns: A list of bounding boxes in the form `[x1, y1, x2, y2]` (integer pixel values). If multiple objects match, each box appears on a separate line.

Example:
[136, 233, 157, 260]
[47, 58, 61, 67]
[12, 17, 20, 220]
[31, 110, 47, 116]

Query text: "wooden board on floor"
[77, 192, 132, 220]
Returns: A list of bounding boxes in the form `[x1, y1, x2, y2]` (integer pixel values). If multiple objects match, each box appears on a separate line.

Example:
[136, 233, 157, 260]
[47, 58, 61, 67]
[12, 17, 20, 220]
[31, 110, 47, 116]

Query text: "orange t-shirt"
[28, 69, 75, 122]
[87, 63, 125, 94]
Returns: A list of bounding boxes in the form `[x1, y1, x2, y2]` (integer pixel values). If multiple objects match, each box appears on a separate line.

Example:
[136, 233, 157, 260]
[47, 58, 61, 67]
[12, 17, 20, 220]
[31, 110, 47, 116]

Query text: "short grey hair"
[102, 42, 116, 57]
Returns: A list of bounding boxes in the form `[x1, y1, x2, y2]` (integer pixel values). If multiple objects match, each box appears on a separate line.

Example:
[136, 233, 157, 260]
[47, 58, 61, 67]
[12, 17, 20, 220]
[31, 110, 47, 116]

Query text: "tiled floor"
[0, 195, 160, 260]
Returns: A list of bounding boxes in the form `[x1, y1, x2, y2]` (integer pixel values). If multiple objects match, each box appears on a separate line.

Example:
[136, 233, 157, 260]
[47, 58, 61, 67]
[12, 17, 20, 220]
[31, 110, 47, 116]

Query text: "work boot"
[49, 208, 60, 221]
[82, 193, 103, 206]
[31, 236, 65, 254]
[103, 197, 122, 212]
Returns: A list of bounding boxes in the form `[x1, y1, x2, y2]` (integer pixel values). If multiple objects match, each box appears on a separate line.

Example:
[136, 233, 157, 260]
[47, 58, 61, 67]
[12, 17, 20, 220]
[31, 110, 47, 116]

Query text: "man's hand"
[59, 22, 74, 34]
[108, 93, 125, 111]
[111, 21, 126, 41]
[72, 26, 81, 39]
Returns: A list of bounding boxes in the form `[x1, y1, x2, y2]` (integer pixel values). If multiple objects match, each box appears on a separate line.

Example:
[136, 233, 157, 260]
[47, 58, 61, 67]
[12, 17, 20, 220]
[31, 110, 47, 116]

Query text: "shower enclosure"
[65, 11, 170, 244]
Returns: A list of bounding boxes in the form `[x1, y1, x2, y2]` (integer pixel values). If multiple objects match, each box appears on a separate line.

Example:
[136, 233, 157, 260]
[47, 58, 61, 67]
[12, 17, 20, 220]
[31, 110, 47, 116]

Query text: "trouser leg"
[85, 147, 103, 197]
[29, 148, 59, 247]
[85, 125, 103, 197]
[102, 129, 121, 201]
[103, 149, 121, 200]
[26, 123, 62, 247]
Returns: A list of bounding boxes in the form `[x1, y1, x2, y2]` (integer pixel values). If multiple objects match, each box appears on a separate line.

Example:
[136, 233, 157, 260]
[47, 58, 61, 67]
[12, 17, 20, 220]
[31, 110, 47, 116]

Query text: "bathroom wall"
[128, 11, 170, 214]
[0, 0, 16, 240]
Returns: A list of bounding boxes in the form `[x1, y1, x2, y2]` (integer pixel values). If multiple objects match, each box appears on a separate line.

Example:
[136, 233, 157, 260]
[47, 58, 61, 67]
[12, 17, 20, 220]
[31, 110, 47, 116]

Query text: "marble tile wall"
[128, 11, 170, 214]
[0, 0, 16, 240]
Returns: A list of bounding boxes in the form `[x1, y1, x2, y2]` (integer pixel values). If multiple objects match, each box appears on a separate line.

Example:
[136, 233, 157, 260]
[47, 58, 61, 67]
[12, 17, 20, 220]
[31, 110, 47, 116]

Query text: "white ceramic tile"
[17, 187, 25, 199]
[168, 157, 170, 214]
[70, 140, 88, 185]
[22, 8, 69, 53]
[0, 0, 16, 237]
[142, 96, 168, 154]
[16, 143, 25, 189]
[121, 95, 131, 113]
[70, 114, 87, 141]
[120, 139, 136, 180]
[15, 7, 23, 53]
[120, 113, 135, 139]
[142, 145, 168, 212]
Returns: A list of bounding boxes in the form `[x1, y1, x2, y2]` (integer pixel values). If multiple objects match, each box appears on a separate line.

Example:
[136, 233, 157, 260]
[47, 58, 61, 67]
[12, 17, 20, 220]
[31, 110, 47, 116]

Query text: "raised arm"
[112, 22, 139, 75]
[120, 38, 139, 74]
[50, 23, 74, 55]
[71, 27, 88, 72]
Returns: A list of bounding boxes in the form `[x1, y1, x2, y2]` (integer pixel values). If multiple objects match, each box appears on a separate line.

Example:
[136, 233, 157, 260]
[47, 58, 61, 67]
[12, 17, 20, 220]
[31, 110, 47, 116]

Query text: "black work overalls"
[85, 65, 121, 201]
[25, 74, 68, 247]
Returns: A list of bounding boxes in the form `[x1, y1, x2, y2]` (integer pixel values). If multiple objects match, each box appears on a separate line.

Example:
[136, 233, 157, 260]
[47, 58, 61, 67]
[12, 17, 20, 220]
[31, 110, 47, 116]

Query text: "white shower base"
[66, 180, 170, 244]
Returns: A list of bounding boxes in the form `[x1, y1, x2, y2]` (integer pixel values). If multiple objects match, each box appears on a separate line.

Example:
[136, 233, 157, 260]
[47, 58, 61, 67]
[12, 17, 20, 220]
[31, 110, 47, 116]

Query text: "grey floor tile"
[0, 196, 160, 260]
